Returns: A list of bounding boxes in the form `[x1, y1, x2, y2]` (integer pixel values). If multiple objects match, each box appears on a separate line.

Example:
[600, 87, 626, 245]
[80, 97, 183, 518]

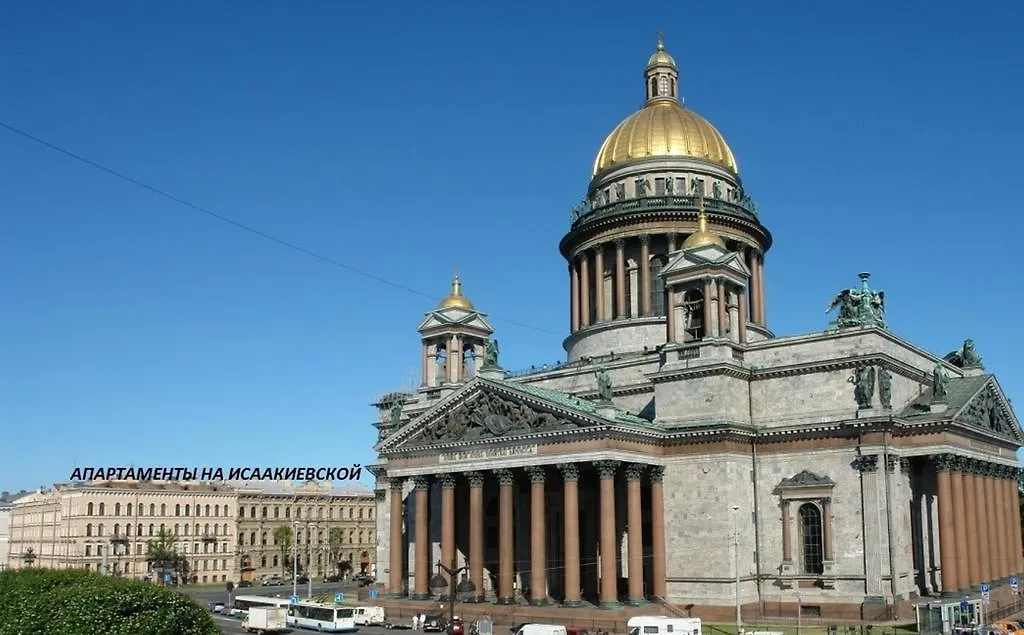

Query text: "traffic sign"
[369, 589, 378, 600]
[960, 599, 970, 609]
[981, 583, 991, 601]
[290, 595, 300, 605]
[1012, 576, 1019, 593]
[335, 592, 345, 603]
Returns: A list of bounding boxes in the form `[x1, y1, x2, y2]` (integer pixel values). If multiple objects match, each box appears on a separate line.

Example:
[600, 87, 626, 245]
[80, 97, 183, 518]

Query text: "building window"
[261, 555, 267, 567]
[358, 508, 363, 520]
[98, 523, 104, 537]
[113, 523, 120, 536]
[126, 503, 132, 516]
[160, 504, 166, 516]
[250, 531, 256, 545]
[85, 545, 92, 556]
[149, 524, 154, 536]
[285, 507, 290, 519]
[150, 503, 155, 516]
[273, 555, 278, 567]
[98, 503, 105, 516]
[86, 523, 93, 537]
[114, 503, 121, 516]
[261, 506, 267, 519]
[799, 503, 824, 575]
[87, 502, 94, 515]
[238, 506, 244, 519]
[184, 504, 190, 517]
[175, 504, 181, 517]
[251, 506, 256, 518]
[650, 255, 668, 316]
[655, 178, 665, 195]
[137, 523, 142, 536]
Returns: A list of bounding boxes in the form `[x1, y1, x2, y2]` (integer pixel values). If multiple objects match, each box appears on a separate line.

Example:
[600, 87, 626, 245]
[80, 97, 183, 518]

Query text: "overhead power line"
[1, 121, 560, 336]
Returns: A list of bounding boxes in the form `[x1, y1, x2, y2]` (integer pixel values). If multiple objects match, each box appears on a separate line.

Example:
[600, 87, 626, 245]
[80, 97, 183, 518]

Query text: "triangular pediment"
[662, 248, 751, 279]
[377, 377, 624, 453]
[952, 376, 1023, 445]
[417, 308, 494, 334]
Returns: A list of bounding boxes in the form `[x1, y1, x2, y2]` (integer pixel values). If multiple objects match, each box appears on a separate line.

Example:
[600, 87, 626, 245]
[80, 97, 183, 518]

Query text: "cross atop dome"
[645, 33, 679, 103]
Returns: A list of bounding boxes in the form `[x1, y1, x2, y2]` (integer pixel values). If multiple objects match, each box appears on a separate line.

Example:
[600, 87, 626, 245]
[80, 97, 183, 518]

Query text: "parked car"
[262, 576, 284, 586]
[423, 615, 447, 633]
[353, 572, 375, 586]
[209, 601, 225, 614]
[324, 574, 343, 583]
[295, 574, 309, 584]
[237, 580, 253, 588]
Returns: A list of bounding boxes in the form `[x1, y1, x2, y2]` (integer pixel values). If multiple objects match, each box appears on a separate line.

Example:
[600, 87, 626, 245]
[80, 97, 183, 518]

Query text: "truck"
[626, 616, 702, 635]
[241, 606, 288, 634]
[354, 605, 387, 626]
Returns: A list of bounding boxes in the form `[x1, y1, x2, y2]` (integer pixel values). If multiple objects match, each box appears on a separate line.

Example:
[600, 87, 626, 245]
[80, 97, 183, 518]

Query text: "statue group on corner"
[595, 368, 614, 404]
[482, 339, 500, 369]
[850, 363, 893, 409]
[944, 338, 984, 370]
[826, 273, 887, 330]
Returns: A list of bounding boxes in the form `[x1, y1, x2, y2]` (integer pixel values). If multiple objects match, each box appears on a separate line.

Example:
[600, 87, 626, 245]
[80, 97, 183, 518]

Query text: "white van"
[512, 625, 567, 635]
[627, 616, 702, 635]
[354, 606, 386, 626]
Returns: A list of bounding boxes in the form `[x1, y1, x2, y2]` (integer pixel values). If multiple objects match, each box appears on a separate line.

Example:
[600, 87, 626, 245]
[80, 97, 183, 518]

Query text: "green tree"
[273, 525, 293, 576]
[146, 527, 179, 584]
[328, 527, 345, 575]
[0, 567, 217, 634]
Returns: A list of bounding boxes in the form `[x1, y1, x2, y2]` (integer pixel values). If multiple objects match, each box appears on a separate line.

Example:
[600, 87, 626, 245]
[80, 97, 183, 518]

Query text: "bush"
[0, 568, 219, 635]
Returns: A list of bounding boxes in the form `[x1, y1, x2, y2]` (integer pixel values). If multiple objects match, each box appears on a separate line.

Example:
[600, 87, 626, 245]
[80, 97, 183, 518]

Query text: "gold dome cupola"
[438, 272, 474, 311]
[645, 31, 680, 103]
[681, 203, 726, 250]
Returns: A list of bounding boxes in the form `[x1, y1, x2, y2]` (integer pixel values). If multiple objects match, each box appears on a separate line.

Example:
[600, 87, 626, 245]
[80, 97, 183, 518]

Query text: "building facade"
[235, 480, 377, 582]
[5, 479, 375, 584]
[6, 480, 238, 582]
[369, 39, 1024, 621]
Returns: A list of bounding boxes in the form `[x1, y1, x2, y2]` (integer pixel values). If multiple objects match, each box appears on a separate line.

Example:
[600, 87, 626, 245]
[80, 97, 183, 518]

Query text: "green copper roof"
[496, 378, 655, 428]
[900, 374, 990, 419]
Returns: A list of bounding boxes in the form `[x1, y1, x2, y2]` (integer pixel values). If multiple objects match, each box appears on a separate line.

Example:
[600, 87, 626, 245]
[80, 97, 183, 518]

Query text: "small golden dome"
[438, 274, 474, 310]
[592, 101, 737, 177]
[681, 208, 726, 250]
[647, 49, 676, 68]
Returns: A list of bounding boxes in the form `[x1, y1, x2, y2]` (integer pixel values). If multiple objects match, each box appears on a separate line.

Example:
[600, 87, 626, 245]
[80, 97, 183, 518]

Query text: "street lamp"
[430, 556, 476, 631]
[292, 521, 299, 600]
[22, 547, 37, 568]
[731, 505, 741, 635]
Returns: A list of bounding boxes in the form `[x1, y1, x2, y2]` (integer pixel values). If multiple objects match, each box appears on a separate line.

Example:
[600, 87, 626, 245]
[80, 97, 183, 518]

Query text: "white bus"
[229, 595, 291, 618]
[287, 602, 357, 633]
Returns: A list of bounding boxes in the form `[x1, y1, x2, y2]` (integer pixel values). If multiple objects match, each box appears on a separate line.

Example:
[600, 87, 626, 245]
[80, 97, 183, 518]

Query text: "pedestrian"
[412, 614, 419, 630]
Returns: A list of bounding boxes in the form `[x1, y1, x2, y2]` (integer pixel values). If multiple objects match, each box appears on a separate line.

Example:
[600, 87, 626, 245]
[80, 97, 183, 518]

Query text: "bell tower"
[658, 201, 752, 346]
[417, 274, 494, 389]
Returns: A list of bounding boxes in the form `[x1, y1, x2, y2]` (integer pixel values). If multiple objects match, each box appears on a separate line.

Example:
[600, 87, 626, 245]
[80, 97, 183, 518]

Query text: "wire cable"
[0, 121, 561, 336]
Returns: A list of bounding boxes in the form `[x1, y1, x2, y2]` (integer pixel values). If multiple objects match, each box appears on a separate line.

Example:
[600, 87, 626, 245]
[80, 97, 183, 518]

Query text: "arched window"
[650, 255, 668, 316]
[126, 503, 132, 516]
[250, 531, 257, 545]
[160, 504, 166, 516]
[184, 524, 190, 536]
[149, 524, 154, 536]
[150, 503, 156, 516]
[184, 504, 190, 517]
[222, 523, 228, 535]
[251, 506, 256, 518]
[273, 555, 279, 567]
[174, 524, 180, 535]
[649, 77, 657, 98]
[98, 503, 105, 516]
[87, 502, 94, 515]
[683, 289, 705, 340]
[97, 523, 104, 537]
[114, 503, 121, 516]
[86, 523, 93, 537]
[175, 504, 181, 517]
[113, 523, 120, 536]
[137, 523, 142, 536]
[126, 524, 131, 536]
[436, 347, 448, 382]
[238, 506, 244, 519]
[261, 555, 267, 567]
[799, 503, 824, 574]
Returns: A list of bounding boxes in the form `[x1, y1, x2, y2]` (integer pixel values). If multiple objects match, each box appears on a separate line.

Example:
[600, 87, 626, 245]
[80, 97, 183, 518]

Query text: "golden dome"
[647, 49, 676, 68]
[438, 274, 474, 310]
[593, 101, 738, 177]
[681, 208, 726, 250]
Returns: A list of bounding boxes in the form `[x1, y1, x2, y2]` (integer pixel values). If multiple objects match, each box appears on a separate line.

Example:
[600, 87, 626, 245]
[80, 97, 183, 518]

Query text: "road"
[207, 613, 393, 635]
[179, 582, 370, 634]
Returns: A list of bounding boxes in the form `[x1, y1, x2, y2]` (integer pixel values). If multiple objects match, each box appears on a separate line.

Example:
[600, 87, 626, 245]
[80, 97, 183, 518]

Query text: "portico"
[384, 456, 664, 607]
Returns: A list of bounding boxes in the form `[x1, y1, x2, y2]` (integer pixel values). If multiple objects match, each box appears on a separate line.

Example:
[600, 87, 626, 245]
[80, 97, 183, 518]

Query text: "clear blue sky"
[3, 2, 1022, 492]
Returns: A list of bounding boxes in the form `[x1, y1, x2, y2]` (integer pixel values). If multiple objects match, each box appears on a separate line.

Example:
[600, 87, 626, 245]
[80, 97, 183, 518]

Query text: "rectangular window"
[655, 178, 665, 195]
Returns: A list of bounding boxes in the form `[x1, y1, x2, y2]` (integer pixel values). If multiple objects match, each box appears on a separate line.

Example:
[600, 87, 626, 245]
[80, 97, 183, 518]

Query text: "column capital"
[593, 460, 620, 479]
[624, 463, 645, 482]
[465, 471, 485, 488]
[389, 477, 405, 491]
[413, 476, 432, 490]
[639, 234, 651, 246]
[647, 465, 665, 483]
[930, 453, 964, 473]
[558, 463, 581, 482]
[375, 489, 386, 502]
[614, 238, 625, 250]
[885, 455, 900, 473]
[666, 232, 678, 242]
[438, 474, 457, 489]
[525, 466, 547, 484]
[494, 468, 515, 486]
[853, 455, 879, 473]
[590, 244, 604, 256]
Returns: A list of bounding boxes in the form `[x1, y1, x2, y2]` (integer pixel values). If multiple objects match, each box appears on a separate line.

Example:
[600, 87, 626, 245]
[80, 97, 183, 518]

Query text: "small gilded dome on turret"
[437, 273, 474, 311]
[681, 205, 726, 250]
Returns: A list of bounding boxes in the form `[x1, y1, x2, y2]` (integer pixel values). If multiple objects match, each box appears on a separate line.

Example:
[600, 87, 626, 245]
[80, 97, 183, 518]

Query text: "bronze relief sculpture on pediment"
[424, 391, 578, 442]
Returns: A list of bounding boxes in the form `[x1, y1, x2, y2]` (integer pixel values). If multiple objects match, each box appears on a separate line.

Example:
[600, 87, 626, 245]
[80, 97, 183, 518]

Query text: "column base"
[598, 600, 623, 610]
[496, 597, 516, 605]
[410, 593, 432, 600]
[561, 599, 585, 608]
[529, 599, 550, 607]
[625, 598, 649, 607]
[387, 593, 407, 600]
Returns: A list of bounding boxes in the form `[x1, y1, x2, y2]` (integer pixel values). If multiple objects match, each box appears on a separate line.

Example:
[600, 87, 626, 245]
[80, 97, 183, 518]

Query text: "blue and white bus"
[287, 601, 358, 632]
[229, 594, 290, 618]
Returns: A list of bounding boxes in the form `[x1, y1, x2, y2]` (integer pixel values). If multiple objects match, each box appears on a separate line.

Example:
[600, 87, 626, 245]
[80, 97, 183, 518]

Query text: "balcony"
[569, 193, 758, 229]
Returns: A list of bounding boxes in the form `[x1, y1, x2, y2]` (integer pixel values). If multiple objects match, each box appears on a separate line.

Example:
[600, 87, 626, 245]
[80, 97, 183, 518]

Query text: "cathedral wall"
[655, 373, 751, 425]
[757, 449, 868, 602]
[564, 320, 667, 361]
[662, 452, 759, 604]
[746, 330, 947, 379]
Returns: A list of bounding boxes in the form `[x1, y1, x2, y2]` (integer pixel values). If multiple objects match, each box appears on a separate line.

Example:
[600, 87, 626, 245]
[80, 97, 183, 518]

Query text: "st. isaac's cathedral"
[366, 39, 1023, 622]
